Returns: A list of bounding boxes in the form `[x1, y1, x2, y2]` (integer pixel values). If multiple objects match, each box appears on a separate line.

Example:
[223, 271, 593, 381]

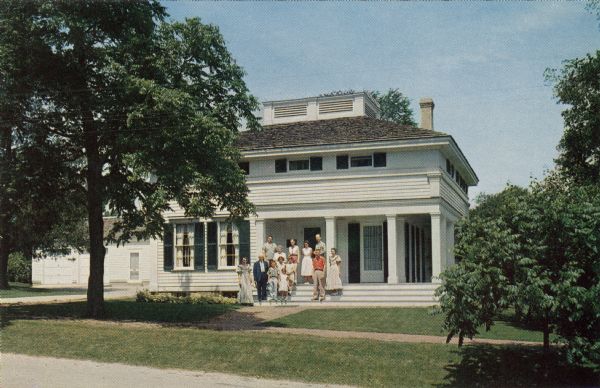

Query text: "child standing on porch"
[267, 259, 279, 303]
[278, 264, 289, 303]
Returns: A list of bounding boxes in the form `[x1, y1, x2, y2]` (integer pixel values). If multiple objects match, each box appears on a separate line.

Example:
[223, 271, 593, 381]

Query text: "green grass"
[268, 307, 557, 342]
[1, 299, 237, 324]
[2, 319, 597, 387]
[0, 282, 88, 299]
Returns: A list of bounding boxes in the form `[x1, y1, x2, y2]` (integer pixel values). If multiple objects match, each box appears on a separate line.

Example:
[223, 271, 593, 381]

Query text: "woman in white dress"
[236, 257, 254, 305]
[301, 240, 314, 284]
[278, 263, 289, 303]
[287, 239, 299, 289]
[325, 248, 343, 294]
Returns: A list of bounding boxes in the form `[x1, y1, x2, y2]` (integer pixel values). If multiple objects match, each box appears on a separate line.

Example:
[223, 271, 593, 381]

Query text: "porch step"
[252, 283, 439, 306]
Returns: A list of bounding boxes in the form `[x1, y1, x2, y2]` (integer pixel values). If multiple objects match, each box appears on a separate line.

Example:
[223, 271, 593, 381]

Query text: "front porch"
[253, 208, 457, 287]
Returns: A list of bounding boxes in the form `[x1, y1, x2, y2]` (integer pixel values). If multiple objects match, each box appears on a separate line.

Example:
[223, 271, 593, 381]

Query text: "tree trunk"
[543, 316, 550, 351]
[84, 113, 106, 318]
[0, 127, 13, 289]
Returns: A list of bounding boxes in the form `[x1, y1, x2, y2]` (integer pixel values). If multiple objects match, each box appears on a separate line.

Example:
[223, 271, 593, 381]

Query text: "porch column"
[255, 219, 265, 256]
[325, 216, 336, 254]
[386, 215, 404, 284]
[430, 212, 446, 283]
[397, 217, 406, 283]
[446, 220, 455, 267]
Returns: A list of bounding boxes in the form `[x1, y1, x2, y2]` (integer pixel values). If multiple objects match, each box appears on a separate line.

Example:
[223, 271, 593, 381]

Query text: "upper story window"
[275, 157, 323, 173]
[238, 162, 250, 175]
[337, 153, 387, 169]
[350, 155, 373, 167]
[289, 159, 309, 171]
[446, 158, 468, 194]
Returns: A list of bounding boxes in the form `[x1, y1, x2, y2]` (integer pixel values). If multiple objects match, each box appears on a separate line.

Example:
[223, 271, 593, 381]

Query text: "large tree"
[2, 1, 259, 316]
[0, 1, 87, 288]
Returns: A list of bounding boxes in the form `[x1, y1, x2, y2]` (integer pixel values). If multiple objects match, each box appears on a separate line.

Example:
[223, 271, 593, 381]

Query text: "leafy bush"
[8, 252, 31, 283]
[136, 289, 237, 305]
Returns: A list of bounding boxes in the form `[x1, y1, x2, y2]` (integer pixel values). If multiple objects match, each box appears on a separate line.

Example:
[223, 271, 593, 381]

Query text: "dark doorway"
[303, 227, 321, 251]
[383, 221, 389, 283]
[348, 223, 360, 283]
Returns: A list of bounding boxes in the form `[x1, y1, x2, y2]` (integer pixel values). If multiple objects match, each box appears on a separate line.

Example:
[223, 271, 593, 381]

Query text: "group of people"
[236, 233, 343, 305]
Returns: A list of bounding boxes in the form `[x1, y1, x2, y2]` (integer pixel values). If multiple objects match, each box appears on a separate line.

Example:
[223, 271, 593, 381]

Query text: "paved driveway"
[1, 353, 352, 388]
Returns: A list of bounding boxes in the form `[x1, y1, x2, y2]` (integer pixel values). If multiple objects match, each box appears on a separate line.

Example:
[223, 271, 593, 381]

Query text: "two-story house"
[33, 92, 477, 305]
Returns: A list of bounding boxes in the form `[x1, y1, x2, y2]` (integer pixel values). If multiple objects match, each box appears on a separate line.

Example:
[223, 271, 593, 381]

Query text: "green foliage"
[546, 50, 600, 186]
[136, 289, 238, 305]
[437, 176, 600, 370]
[7, 252, 30, 283]
[372, 88, 417, 126]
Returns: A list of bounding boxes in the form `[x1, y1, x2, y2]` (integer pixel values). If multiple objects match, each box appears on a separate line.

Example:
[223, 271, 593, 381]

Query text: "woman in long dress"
[236, 257, 254, 305]
[325, 248, 343, 294]
[287, 239, 299, 289]
[300, 240, 314, 284]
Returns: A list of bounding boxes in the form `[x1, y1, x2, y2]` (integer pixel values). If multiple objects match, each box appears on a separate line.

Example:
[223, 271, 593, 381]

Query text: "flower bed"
[136, 289, 237, 305]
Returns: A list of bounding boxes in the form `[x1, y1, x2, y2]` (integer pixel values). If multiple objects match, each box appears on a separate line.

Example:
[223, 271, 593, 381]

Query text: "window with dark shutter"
[374, 152, 386, 167]
[194, 223, 205, 271]
[237, 220, 251, 264]
[336, 155, 349, 169]
[238, 162, 250, 175]
[163, 224, 174, 270]
[310, 156, 323, 171]
[207, 222, 218, 271]
[275, 159, 287, 173]
[350, 155, 372, 167]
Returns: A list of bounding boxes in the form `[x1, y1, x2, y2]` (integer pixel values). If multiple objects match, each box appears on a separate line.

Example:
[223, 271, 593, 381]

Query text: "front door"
[361, 224, 384, 282]
[303, 227, 321, 250]
[348, 223, 361, 283]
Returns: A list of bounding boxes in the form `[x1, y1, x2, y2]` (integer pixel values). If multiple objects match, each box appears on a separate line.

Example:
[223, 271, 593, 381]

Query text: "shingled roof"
[236, 116, 448, 151]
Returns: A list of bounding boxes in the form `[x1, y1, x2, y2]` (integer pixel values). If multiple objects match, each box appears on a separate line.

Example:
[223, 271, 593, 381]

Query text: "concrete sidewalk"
[1, 285, 140, 305]
[1, 353, 352, 388]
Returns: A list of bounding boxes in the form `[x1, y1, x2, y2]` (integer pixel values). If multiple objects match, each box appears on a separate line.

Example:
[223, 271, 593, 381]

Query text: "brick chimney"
[419, 98, 434, 130]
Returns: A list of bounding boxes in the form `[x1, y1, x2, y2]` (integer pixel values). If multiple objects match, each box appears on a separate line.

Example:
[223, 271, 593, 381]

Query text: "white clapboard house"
[33, 92, 477, 305]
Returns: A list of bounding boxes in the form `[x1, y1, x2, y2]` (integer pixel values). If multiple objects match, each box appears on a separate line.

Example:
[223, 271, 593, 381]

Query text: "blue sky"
[163, 1, 599, 200]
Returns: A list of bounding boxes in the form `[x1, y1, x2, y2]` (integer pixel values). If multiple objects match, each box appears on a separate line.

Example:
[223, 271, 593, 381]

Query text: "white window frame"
[173, 223, 195, 271]
[218, 222, 240, 270]
[288, 159, 310, 171]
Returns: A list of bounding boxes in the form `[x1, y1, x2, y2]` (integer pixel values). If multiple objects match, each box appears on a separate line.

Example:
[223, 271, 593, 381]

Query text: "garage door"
[43, 257, 78, 284]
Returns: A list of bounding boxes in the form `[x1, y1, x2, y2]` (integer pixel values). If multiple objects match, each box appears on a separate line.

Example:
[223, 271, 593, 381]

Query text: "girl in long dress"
[236, 257, 254, 305]
[267, 259, 279, 302]
[287, 239, 299, 290]
[301, 240, 314, 284]
[325, 248, 343, 294]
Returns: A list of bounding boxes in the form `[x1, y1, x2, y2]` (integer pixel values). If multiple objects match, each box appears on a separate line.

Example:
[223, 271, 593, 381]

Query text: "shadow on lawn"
[0, 300, 239, 329]
[441, 345, 600, 387]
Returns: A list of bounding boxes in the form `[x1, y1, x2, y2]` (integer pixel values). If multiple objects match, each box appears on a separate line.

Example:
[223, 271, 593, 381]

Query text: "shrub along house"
[33, 92, 477, 305]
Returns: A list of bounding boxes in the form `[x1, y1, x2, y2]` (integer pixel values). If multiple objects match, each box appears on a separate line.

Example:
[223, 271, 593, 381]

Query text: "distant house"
[33, 92, 478, 305]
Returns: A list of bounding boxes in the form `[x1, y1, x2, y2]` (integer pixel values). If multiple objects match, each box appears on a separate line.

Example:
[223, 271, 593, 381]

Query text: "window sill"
[172, 268, 195, 272]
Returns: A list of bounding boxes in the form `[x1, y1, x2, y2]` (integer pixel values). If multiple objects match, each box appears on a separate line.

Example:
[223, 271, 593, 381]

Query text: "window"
[336, 155, 349, 169]
[363, 225, 383, 271]
[289, 159, 309, 171]
[129, 253, 139, 281]
[310, 156, 323, 171]
[350, 155, 373, 167]
[207, 222, 218, 270]
[175, 224, 194, 269]
[373, 152, 386, 168]
[219, 222, 239, 267]
[238, 162, 250, 175]
[275, 158, 287, 173]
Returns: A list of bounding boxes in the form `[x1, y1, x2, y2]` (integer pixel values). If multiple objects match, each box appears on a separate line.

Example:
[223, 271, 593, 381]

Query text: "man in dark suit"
[253, 253, 268, 302]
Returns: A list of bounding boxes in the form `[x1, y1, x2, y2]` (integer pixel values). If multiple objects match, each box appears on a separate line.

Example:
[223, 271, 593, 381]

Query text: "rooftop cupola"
[261, 92, 380, 125]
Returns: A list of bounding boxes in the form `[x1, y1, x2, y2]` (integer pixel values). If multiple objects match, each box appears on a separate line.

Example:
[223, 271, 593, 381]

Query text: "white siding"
[440, 176, 469, 216]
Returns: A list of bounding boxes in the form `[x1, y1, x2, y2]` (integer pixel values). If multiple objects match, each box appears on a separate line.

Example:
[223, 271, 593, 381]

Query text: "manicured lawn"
[268, 307, 556, 342]
[0, 282, 87, 299]
[2, 319, 597, 387]
[1, 299, 237, 324]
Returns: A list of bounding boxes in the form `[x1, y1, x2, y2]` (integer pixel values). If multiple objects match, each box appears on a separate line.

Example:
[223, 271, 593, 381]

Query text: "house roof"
[236, 116, 448, 151]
